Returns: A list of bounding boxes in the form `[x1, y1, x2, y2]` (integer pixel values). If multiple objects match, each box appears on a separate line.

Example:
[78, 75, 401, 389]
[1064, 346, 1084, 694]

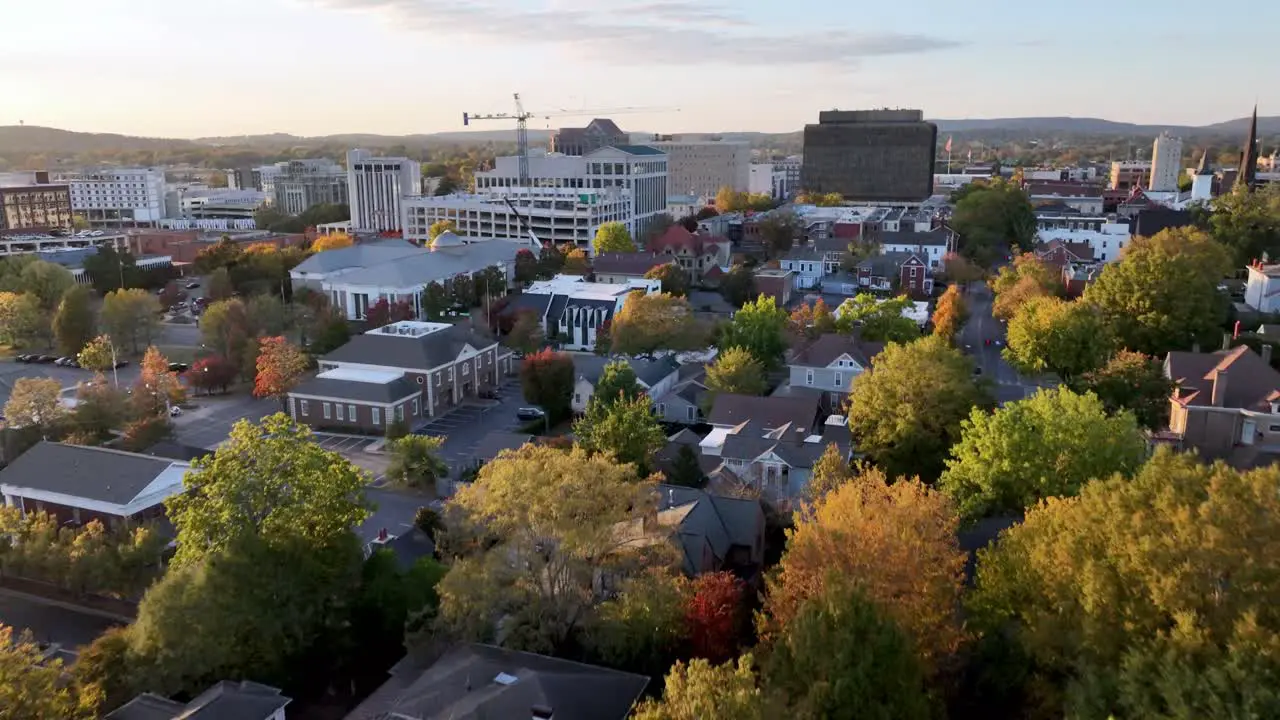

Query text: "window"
[835, 372, 842, 388]
[574, 393, 582, 404]
[323, 403, 331, 419]
[335, 404, 344, 421]
[348, 404, 356, 420]
[462, 364, 469, 375]
[372, 407, 381, 425]
[687, 406, 695, 421]
[806, 369, 814, 386]
[396, 405, 405, 422]
[412, 398, 420, 416]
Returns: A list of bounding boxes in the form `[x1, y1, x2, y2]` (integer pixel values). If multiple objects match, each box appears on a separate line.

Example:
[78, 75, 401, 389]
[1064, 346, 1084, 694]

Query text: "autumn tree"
[687, 571, 746, 663]
[1074, 350, 1173, 430]
[253, 336, 309, 405]
[930, 284, 968, 342]
[633, 655, 771, 720]
[514, 248, 539, 284]
[594, 222, 637, 255]
[53, 285, 96, 356]
[520, 349, 575, 418]
[764, 466, 967, 677]
[940, 252, 986, 286]
[437, 445, 661, 652]
[386, 435, 449, 490]
[587, 569, 690, 676]
[940, 387, 1148, 522]
[846, 335, 991, 481]
[311, 231, 354, 252]
[0, 292, 43, 347]
[427, 220, 456, 242]
[645, 261, 689, 297]
[989, 252, 1063, 321]
[200, 299, 253, 372]
[719, 265, 756, 308]
[19, 259, 75, 311]
[754, 211, 801, 258]
[1085, 228, 1232, 355]
[574, 394, 667, 474]
[101, 288, 161, 354]
[184, 355, 237, 396]
[506, 309, 545, 354]
[77, 334, 115, 373]
[364, 298, 392, 329]
[69, 374, 128, 442]
[705, 346, 767, 396]
[206, 266, 234, 301]
[3, 376, 64, 431]
[719, 294, 789, 369]
[562, 247, 590, 276]
[796, 191, 844, 207]
[787, 298, 836, 341]
[835, 294, 920, 343]
[968, 449, 1280, 718]
[135, 346, 186, 416]
[1004, 296, 1114, 383]
[0, 624, 89, 719]
[610, 292, 704, 357]
[805, 443, 853, 501]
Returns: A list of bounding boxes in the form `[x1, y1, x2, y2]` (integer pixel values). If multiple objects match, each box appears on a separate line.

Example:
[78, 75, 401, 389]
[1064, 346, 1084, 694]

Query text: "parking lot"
[170, 393, 280, 449]
[413, 379, 529, 472]
[0, 359, 141, 407]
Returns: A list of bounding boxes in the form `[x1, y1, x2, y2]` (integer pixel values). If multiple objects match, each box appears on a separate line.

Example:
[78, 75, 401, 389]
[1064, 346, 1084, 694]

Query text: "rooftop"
[525, 275, 639, 301]
[0, 442, 187, 510]
[317, 367, 407, 384]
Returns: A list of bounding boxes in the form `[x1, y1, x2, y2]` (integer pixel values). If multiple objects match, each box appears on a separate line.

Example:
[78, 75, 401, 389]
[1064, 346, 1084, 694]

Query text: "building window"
[413, 398, 420, 416]
[835, 372, 842, 388]
[372, 407, 381, 425]
[396, 405, 405, 422]
[806, 369, 814, 386]
[335, 404, 344, 421]
[323, 403, 331, 419]
[348, 404, 357, 420]
[687, 406, 695, 421]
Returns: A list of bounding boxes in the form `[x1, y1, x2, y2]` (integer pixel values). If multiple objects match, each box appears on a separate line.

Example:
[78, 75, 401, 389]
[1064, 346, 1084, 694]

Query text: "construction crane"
[463, 94, 677, 186]
[502, 196, 542, 249]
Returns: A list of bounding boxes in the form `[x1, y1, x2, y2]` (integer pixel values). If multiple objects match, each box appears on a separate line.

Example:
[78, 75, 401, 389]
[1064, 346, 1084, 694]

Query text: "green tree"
[506, 310, 544, 354]
[52, 285, 96, 357]
[421, 281, 449, 320]
[930, 284, 968, 342]
[386, 435, 449, 490]
[968, 449, 1280, 718]
[951, 179, 1037, 264]
[633, 655, 771, 720]
[70, 374, 127, 442]
[562, 247, 590, 276]
[835, 294, 920, 343]
[940, 387, 1148, 522]
[514, 249, 539, 285]
[667, 444, 706, 488]
[20, 259, 76, 311]
[587, 569, 691, 676]
[1074, 350, 1173, 430]
[449, 272, 477, 308]
[1003, 296, 1114, 383]
[755, 211, 801, 258]
[719, 294, 788, 370]
[610, 292, 704, 358]
[1209, 183, 1280, 265]
[199, 299, 252, 370]
[4, 376, 64, 431]
[101, 288, 161, 354]
[1085, 228, 1231, 355]
[428, 219, 457, 241]
[520, 349, 575, 419]
[0, 292, 45, 348]
[763, 584, 933, 720]
[165, 413, 371, 567]
[705, 346, 767, 396]
[805, 443, 853, 501]
[246, 293, 288, 336]
[719, 265, 756, 308]
[846, 336, 991, 481]
[206, 266, 234, 302]
[574, 394, 667, 475]
[593, 360, 641, 406]
[594, 222, 637, 255]
[645, 261, 689, 297]
[0, 624, 88, 719]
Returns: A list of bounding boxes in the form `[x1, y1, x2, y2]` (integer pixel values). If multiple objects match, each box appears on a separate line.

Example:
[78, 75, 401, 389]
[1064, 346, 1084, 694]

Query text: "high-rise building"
[348, 150, 421, 233]
[54, 167, 167, 227]
[646, 137, 750, 198]
[1149, 132, 1184, 192]
[402, 187, 632, 249]
[253, 163, 287, 197]
[1109, 160, 1152, 191]
[800, 110, 937, 202]
[273, 159, 348, 215]
[550, 119, 628, 156]
[472, 146, 667, 243]
[0, 172, 72, 232]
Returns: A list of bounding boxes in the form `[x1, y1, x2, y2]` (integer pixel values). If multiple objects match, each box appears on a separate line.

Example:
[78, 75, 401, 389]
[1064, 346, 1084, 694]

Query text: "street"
[958, 281, 1047, 404]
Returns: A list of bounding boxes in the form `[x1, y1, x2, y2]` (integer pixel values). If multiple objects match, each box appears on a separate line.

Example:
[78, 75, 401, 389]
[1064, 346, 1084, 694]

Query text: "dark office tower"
[800, 109, 937, 202]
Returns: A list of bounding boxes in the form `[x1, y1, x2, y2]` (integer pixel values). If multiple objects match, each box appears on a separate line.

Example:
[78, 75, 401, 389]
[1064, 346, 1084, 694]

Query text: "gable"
[825, 354, 863, 371]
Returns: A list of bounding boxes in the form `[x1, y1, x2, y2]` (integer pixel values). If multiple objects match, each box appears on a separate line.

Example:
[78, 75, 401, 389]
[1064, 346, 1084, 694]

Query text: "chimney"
[1212, 369, 1228, 407]
[532, 705, 554, 720]
[1264, 345, 1274, 367]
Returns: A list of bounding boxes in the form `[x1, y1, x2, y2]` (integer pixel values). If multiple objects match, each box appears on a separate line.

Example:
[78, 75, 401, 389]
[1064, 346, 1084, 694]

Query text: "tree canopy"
[574, 394, 667, 475]
[1073, 350, 1173, 430]
[645, 262, 689, 297]
[386, 435, 449, 490]
[846, 336, 991, 481]
[835, 294, 920, 343]
[951, 179, 1037, 264]
[968, 449, 1280, 718]
[593, 360, 642, 406]
[1003, 296, 1114, 383]
[520, 349, 574, 418]
[0, 624, 89, 719]
[609, 292, 704, 358]
[594, 222, 637, 254]
[705, 346, 767, 397]
[787, 298, 837, 341]
[101, 288, 161, 354]
[311, 232, 353, 252]
[633, 655, 772, 720]
[719, 265, 756, 308]
[989, 252, 1063, 321]
[719, 294, 789, 370]
[940, 387, 1148, 522]
[53, 285, 96, 357]
[1208, 184, 1280, 265]
[930, 284, 968, 343]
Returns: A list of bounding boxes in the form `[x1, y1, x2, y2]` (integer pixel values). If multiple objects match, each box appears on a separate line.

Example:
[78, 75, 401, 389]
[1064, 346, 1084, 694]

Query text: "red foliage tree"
[253, 336, 309, 404]
[519, 349, 574, 418]
[514, 248, 539, 284]
[685, 571, 746, 663]
[389, 299, 415, 323]
[185, 355, 238, 395]
[489, 296, 514, 334]
[365, 298, 391, 329]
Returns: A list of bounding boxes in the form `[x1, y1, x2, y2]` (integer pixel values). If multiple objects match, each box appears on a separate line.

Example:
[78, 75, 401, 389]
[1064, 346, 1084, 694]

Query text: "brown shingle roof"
[591, 252, 665, 276]
[792, 333, 884, 369]
[1164, 346, 1280, 412]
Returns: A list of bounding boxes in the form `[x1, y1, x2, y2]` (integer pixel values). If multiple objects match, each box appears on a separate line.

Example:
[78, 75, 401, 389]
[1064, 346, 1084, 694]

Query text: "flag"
[944, 135, 953, 154]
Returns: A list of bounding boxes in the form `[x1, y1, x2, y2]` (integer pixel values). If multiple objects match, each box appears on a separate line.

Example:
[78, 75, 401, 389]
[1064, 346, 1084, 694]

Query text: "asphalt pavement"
[958, 281, 1048, 404]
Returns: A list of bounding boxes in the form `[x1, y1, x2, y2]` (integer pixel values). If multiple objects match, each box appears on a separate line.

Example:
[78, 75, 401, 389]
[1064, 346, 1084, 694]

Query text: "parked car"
[185, 281, 200, 289]
[14, 354, 33, 363]
[34, 355, 56, 364]
[169, 406, 183, 417]
[113, 360, 130, 369]
[516, 407, 546, 421]
[54, 357, 72, 366]
[168, 362, 190, 373]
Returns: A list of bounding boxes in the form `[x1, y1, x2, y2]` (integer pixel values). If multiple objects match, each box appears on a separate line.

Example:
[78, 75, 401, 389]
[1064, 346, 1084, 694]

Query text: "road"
[958, 281, 1047, 404]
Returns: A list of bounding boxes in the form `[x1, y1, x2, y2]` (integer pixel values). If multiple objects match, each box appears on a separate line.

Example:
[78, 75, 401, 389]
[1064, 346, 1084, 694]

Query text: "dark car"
[113, 360, 130, 369]
[168, 362, 190, 373]
[14, 354, 33, 363]
[516, 407, 546, 421]
[35, 355, 56, 364]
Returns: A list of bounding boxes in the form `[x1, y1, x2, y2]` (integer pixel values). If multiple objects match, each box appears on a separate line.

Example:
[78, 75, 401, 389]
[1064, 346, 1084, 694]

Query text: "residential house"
[1132, 207, 1194, 239]
[711, 415, 853, 503]
[1162, 344, 1280, 468]
[106, 681, 290, 720]
[788, 333, 884, 410]
[591, 251, 667, 285]
[1244, 261, 1280, 313]
[701, 393, 821, 466]
[343, 643, 649, 720]
[290, 320, 512, 430]
[1035, 238, 1096, 268]
[0, 442, 189, 528]
[646, 225, 731, 283]
[287, 232, 522, 321]
[651, 484, 766, 576]
[753, 268, 795, 305]
[653, 362, 711, 425]
[879, 227, 954, 269]
[570, 355, 681, 414]
[504, 274, 660, 351]
[778, 246, 826, 290]
[856, 251, 932, 297]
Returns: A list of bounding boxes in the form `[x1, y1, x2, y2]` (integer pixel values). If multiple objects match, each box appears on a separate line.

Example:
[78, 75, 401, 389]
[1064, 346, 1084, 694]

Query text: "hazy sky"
[4, 0, 1276, 138]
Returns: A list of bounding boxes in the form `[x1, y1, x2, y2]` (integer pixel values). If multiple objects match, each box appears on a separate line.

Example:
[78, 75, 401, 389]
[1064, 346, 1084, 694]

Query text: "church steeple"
[1196, 148, 1213, 176]
[1237, 105, 1259, 190]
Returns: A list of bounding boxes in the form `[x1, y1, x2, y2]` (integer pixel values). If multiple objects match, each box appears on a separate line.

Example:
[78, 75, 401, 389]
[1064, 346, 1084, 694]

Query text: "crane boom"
[502, 196, 542, 249]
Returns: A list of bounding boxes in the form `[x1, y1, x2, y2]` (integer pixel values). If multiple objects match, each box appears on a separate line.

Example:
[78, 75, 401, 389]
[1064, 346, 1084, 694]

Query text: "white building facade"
[1150, 132, 1184, 192]
[348, 149, 421, 233]
[1036, 212, 1131, 263]
[749, 164, 789, 200]
[648, 139, 750, 198]
[402, 187, 632, 249]
[54, 168, 167, 227]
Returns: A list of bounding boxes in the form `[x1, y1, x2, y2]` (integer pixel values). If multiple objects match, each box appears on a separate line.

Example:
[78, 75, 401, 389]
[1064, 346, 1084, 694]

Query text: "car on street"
[185, 281, 200, 289]
[168, 362, 190, 373]
[516, 407, 546, 421]
[14, 354, 34, 363]
[169, 405, 183, 417]
[113, 360, 130, 369]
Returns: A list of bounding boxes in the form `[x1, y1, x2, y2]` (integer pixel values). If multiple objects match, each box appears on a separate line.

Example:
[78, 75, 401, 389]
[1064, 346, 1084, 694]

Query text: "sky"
[3, 0, 1277, 138]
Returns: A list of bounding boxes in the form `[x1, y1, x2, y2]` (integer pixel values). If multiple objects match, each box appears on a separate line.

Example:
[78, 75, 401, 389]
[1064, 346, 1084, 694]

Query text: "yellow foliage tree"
[930, 284, 969, 342]
[311, 232, 353, 252]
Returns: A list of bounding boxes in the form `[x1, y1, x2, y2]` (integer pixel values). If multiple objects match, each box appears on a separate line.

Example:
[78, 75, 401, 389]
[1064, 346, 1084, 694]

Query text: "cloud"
[311, 0, 963, 67]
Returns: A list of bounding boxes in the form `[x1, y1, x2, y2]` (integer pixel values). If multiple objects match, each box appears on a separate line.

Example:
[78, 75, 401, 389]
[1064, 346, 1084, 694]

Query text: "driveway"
[412, 379, 529, 473]
[170, 393, 280, 449]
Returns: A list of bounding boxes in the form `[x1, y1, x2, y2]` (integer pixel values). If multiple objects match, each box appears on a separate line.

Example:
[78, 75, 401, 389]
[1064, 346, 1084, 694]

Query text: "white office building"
[1036, 212, 1132, 263]
[647, 138, 749, 198]
[348, 149, 421, 233]
[275, 159, 348, 215]
[402, 187, 632, 249]
[252, 163, 287, 198]
[54, 167, 167, 227]
[473, 146, 667, 242]
[749, 163, 790, 200]
[1149, 132, 1184, 193]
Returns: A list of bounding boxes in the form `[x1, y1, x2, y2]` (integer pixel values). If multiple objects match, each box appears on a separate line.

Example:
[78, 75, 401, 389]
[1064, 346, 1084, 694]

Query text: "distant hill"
[931, 115, 1280, 136]
[0, 125, 201, 154]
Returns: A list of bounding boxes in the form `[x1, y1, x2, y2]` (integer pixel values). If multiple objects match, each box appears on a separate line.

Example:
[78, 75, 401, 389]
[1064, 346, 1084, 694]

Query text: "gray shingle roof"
[792, 333, 884, 369]
[334, 241, 521, 289]
[0, 442, 181, 506]
[322, 323, 496, 371]
[707, 393, 819, 431]
[291, 240, 422, 275]
[592, 252, 666, 276]
[107, 682, 290, 720]
[857, 250, 919, 276]
[575, 355, 680, 388]
[290, 374, 418, 404]
[657, 484, 762, 575]
[881, 229, 950, 247]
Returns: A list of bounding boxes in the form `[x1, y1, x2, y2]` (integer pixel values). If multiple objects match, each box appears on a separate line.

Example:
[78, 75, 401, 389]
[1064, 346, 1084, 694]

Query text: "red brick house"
[591, 252, 667, 285]
[752, 268, 795, 305]
[856, 251, 932, 297]
[646, 225, 731, 282]
[1035, 239, 1095, 267]
[0, 442, 190, 528]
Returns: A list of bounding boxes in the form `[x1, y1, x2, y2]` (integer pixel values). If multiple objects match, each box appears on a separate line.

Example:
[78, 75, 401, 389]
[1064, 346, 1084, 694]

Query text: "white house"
[570, 355, 681, 414]
[1245, 262, 1280, 313]
[1035, 212, 1132, 263]
[504, 274, 660, 352]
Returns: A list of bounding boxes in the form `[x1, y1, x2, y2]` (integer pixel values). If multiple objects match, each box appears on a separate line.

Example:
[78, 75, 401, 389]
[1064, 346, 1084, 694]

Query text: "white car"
[168, 406, 183, 417]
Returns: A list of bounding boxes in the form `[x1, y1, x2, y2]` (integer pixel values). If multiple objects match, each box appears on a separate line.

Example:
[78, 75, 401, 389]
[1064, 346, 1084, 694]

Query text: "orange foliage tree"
[135, 346, 185, 415]
[253, 336, 309, 405]
[311, 232, 353, 252]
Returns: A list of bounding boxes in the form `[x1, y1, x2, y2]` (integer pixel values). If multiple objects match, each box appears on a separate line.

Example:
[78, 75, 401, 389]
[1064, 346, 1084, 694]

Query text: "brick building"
[801, 109, 937, 202]
[0, 177, 73, 232]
